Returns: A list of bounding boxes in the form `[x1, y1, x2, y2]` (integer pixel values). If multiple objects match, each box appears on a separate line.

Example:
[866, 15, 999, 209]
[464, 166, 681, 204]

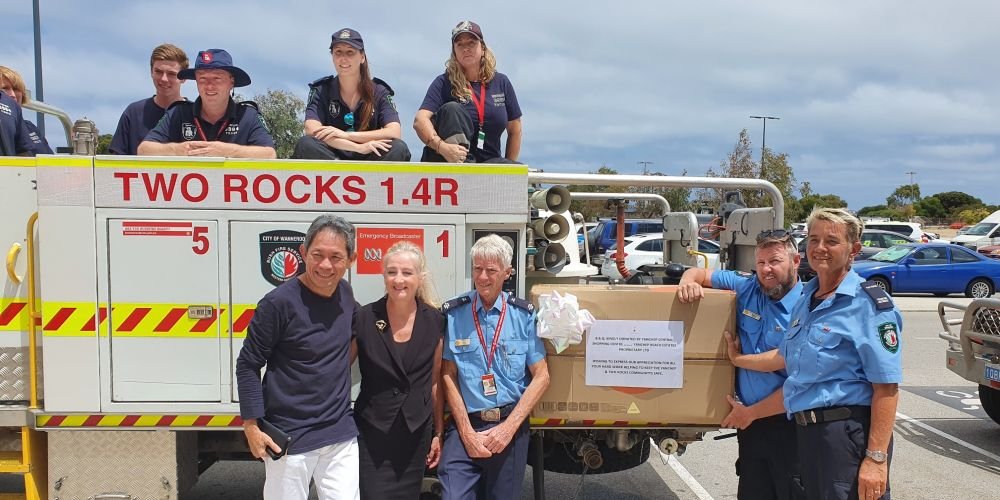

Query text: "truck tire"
[534, 438, 651, 475]
[980, 384, 1000, 426]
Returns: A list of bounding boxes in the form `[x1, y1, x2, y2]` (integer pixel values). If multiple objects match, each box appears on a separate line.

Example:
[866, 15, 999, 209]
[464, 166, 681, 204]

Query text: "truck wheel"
[980, 385, 1000, 426]
[965, 278, 994, 299]
[535, 438, 651, 475]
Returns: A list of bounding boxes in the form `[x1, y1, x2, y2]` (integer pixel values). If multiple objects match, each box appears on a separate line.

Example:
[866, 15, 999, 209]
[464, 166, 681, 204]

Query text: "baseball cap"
[177, 49, 251, 88]
[330, 28, 364, 51]
[451, 21, 483, 42]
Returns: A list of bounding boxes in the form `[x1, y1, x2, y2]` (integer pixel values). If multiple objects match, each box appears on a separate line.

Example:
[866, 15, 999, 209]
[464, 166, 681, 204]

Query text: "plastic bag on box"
[536, 291, 595, 354]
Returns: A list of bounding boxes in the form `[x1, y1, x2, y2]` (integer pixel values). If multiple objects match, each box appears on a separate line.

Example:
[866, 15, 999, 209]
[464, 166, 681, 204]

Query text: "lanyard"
[472, 293, 507, 372]
[468, 82, 487, 126]
[193, 116, 230, 142]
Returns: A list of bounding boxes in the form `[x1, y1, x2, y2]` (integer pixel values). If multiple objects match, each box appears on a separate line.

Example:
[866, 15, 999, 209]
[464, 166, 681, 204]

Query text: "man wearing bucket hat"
[138, 48, 276, 158]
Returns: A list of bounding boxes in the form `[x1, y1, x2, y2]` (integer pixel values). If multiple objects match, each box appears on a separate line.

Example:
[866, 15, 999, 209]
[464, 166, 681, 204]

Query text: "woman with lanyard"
[293, 28, 411, 162]
[731, 207, 902, 500]
[413, 21, 523, 164]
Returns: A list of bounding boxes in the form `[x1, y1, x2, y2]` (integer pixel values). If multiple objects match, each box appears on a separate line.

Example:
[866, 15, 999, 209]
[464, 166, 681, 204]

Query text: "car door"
[895, 246, 949, 292]
[948, 246, 986, 293]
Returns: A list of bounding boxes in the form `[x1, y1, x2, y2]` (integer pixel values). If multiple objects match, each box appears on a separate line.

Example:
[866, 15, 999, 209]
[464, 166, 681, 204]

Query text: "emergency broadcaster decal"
[260, 230, 305, 287]
[355, 227, 424, 275]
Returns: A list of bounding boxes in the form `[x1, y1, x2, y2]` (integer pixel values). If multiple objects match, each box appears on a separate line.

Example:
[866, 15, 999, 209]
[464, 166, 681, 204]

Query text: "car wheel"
[871, 276, 891, 294]
[965, 278, 994, 299]
[980, 385, 1000, 426]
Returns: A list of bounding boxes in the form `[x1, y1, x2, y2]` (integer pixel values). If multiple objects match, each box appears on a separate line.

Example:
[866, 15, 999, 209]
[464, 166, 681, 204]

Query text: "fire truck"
[0, 114, 784, 499]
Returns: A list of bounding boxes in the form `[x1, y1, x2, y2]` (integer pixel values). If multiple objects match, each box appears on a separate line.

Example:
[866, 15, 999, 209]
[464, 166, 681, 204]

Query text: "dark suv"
[798, 229, 915, 281]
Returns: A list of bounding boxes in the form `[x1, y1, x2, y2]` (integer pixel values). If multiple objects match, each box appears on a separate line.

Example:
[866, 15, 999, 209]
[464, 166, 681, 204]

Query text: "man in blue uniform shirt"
[110, 44, 189, 155]
[0, 91, 33, 156]
[138, 48, 276, 159]
[678, 230, 804, 500]
[439, 234, 549, 500]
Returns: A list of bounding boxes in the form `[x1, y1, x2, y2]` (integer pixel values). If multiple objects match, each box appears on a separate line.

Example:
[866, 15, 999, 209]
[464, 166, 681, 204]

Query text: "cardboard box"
[530, 284, 737, 359]
[536, 356, 735, 425]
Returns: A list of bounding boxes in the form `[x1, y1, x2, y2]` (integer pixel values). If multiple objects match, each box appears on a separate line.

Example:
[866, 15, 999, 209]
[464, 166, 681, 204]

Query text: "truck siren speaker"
[531, 216, 570, 242]
[529, 186, 571, 213]
[534, 243, 566, 274]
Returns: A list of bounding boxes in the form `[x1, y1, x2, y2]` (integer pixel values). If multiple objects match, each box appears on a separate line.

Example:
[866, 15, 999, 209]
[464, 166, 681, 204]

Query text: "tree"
[958, 207, 992, 224]
[799, 181, 813, 199]
[714, 129, 800, 224]
[799, 193, 848, 214]
[96, 133, 113, 154]
[236, 89, 304, 159]
[886, 184, 921, 208]
[932, 191, 982, 213]
[566, 165, 625, 220]
[913, 196, 947, 218]
[630, 170, 691, 217]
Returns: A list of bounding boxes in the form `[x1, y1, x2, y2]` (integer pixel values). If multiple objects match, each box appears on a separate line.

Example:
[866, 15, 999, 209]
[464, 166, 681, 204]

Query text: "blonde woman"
[413, 21, 522, 164]
[0, 66, 51, 154]
[352, 241, 444, 500]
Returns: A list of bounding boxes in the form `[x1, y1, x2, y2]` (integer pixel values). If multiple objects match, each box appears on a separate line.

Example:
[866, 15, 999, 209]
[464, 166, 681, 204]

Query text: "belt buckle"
[808, 410, 818, 424]
[481, 408, 501, 422]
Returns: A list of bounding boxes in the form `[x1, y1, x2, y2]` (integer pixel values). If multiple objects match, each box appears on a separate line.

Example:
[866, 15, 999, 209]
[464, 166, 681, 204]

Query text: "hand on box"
[677, 282, 705, 303]
[721, 395, 755, 430]
[724, 331, 744, 366]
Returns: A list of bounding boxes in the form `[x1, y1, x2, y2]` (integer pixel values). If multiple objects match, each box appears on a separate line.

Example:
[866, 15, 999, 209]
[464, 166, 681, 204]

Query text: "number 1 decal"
[436, 230, 449, 258]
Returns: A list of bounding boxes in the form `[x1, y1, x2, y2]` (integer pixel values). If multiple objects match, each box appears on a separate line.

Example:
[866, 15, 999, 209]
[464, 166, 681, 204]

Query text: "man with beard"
[677, 230, 804, 500]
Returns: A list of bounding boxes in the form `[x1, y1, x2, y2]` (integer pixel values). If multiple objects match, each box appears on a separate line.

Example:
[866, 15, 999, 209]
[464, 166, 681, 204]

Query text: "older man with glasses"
[677, 229, 805, 500]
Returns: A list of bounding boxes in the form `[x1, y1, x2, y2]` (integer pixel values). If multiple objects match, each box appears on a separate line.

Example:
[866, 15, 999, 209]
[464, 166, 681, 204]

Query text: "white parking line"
[658, 450, 715, 500]
[896, 411, 1000, 463]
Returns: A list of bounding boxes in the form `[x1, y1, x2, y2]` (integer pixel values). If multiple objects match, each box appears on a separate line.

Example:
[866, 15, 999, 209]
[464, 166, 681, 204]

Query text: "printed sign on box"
[586, 320, 685, 389]
[355, 228, 424, 274]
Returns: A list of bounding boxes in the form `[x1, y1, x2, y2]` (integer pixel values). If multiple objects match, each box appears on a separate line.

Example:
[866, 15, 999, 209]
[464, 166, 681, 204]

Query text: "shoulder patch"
[373, 77, 395, 96]
[861, 281, 894, 310]
[308, 75, 335, 88]
[507, 295, 534, 312]
[441, 295, 471, 313]
[735, 271, 753, 278]
[877, 322, 900, 353]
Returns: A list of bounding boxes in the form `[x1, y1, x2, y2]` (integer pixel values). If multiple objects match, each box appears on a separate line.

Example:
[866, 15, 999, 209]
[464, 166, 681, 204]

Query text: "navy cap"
[330, 28, 364, 51]
[451, 21, 483, 42]
[178, 49, 251, 88]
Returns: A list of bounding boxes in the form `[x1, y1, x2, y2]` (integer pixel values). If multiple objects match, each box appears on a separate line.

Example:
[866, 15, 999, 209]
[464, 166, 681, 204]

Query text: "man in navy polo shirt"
[110, 44, 189, 155]
[0, 91, 33, 156]
[138, 48, 276, 159]
[237, 215, 360, 500]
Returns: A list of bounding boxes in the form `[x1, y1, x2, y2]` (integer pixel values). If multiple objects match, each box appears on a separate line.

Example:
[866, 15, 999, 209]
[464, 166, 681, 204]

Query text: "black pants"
[292, 135, 411, 162]
[796, 406, 893, 500]
[357, 414, 432, 500]
[420, 102, 516, 164]
[736, 414, 804, 500]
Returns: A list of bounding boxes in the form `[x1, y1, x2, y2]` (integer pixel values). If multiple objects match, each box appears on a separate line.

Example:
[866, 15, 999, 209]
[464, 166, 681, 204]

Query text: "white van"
[951, 210, 1000, 249]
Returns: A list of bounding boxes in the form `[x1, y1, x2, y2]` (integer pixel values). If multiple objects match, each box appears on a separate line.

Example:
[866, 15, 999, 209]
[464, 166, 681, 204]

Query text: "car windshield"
[869, 245, 912, 262]
[965, 222, 997, 236]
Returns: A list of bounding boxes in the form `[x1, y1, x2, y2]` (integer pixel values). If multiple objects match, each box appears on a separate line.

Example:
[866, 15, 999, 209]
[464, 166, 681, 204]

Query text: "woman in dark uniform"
[353, 241, 444, 499]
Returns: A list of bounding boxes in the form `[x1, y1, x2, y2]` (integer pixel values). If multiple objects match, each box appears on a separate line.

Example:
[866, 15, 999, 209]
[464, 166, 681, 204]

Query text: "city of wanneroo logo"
[259, 230, 305, 287]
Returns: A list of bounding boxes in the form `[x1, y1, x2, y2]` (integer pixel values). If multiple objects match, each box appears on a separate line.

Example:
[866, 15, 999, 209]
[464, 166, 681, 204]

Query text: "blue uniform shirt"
[110, 97, 173, 155]
[23, 120, 52, 155]
[144, 97, 275, 148]
[443, 290, 545, 413]
[419, 72, 522, 162]
[0, 93, 33, 156]
[304, 76, 400, 131]
[779, 271, 903, 413]
[712, 270, 803, 406]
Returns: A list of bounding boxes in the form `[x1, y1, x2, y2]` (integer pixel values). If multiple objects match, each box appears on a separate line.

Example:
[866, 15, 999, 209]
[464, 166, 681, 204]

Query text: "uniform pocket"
[500, 340, 529, 381]
[447, 338, 481, 360]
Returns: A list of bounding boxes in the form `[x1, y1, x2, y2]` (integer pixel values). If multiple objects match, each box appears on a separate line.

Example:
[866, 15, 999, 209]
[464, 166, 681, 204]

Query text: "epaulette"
[373, 77, 395, 96]
[308, 75, 335, 88]
[166, 100, 192, 111]
[507, 295, 534, 312]
[860, 281, 894, 311]
[238, 100, 259, 111]
[441, 295, 471, 313]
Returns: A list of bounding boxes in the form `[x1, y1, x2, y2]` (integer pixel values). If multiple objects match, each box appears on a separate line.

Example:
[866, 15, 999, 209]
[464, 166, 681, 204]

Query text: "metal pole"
[32, 0, 45, 136]
[750, 115, 780, 169]
[905, 171, 917, 205]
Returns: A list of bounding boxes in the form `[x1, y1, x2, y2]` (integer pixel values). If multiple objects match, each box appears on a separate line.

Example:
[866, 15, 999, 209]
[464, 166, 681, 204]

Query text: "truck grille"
[973, 306, 1000, 337]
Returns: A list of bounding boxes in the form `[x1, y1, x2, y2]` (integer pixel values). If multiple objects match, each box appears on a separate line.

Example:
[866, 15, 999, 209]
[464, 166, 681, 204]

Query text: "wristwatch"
[865, 449, 888, 464]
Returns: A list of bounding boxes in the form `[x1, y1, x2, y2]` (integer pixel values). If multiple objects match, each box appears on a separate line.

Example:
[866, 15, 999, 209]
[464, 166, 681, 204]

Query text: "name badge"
[481, 374, 497, 396]
[741, 309, 761, 320]
[455, 338, 471, 347]
[476, 130, 486, 150]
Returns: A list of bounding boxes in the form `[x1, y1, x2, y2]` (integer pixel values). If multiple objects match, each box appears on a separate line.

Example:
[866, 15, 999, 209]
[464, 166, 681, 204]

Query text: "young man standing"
[110, 44, 189, 155]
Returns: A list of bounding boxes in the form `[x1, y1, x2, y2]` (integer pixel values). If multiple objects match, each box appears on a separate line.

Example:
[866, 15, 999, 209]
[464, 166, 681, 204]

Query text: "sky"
[3, 0, 999, 209]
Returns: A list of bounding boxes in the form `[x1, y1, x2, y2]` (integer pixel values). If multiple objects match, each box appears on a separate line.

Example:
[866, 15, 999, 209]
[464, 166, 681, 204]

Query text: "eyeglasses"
[756, 229, 791, 243]
[344, 112, 354, 132]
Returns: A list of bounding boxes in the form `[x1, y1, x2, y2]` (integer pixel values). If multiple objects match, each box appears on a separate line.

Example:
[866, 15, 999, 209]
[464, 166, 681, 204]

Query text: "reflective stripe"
[37, 413, 243, 428]
[41, 302, 257, 338]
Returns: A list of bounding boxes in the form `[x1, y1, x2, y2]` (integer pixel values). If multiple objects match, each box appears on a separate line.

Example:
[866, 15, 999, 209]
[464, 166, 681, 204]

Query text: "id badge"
[481, 373, 497, 396]
[476, 130, 486, 150]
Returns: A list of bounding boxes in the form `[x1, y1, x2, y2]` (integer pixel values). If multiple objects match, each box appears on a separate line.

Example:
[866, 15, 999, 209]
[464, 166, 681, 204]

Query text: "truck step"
[0, 450, 28, 473]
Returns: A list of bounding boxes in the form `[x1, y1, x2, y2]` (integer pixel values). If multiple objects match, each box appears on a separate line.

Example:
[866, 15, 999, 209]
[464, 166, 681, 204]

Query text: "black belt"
[793, 405, 868, 426]
[470, 403, 515, 423]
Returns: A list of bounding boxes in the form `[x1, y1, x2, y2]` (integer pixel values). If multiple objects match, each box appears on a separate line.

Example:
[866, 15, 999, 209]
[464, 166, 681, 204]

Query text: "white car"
[600, 234, 721, 280]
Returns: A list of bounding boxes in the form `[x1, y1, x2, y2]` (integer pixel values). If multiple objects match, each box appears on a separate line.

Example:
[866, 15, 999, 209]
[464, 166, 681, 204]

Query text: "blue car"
[853, 243, 1000, 298]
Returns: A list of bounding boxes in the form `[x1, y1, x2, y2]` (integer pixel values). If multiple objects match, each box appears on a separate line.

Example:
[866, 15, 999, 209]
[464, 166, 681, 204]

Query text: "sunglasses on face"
[756, 229, 791, 243]
[344, 112, 354, 132]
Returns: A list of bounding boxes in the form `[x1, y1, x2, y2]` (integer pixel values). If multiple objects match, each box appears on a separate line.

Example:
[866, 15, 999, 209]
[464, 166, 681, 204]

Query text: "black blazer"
[353, 296, 444, 434]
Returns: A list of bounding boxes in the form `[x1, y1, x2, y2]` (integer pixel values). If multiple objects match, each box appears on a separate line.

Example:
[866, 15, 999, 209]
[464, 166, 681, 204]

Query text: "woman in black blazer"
[353, 241, 445, 500]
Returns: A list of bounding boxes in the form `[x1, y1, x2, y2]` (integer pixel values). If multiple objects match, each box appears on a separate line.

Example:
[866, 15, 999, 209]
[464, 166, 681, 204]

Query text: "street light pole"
[905, 171, 917, 205]
[32, 0, 45, 136]
[637, 161, 652, 176]
[750, 115, 780, 168]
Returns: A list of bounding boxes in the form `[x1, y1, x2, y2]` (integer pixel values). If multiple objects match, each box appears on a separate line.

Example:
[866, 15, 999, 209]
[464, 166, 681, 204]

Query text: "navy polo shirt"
[144, 97, 275, 147]
[419, 72, 522, 162]
[304, 76, 400, 131]
[235, 278, 359, 454]
[110, 97, 172, 155]
[0, 92, 33, 156]
[23, 120, 52, 155]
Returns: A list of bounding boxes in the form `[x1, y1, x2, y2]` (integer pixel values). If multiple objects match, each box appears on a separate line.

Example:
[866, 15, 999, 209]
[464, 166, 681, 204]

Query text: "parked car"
[600, 234, 720, 280]
[978, 245, 1000, 259]
[951, 210, 1000, 249]
[957, 225, 974, 236]
[798, 229, 916, 281]
[590, 219, 663, 265]
[853, 243, 1000, 298]
[863, 221, 928, 241]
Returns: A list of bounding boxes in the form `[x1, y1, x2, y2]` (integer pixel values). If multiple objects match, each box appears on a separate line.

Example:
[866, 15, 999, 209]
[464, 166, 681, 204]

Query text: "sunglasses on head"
[756, 229, 791, 243]
[344, 112, 354, 132]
